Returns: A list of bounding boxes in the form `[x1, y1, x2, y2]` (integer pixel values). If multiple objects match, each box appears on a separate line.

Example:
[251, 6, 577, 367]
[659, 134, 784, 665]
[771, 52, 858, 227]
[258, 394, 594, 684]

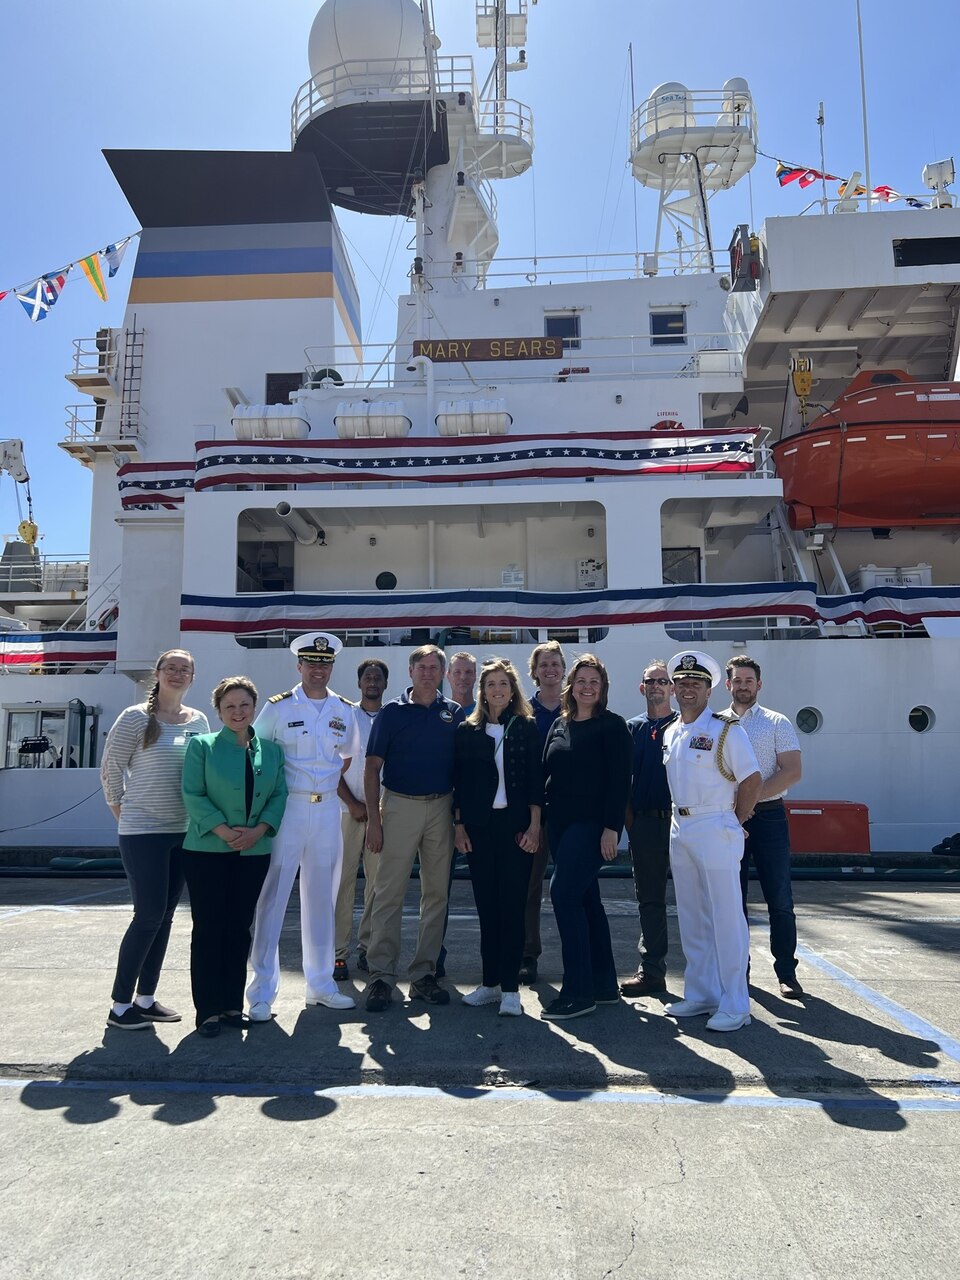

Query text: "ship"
[1, 0, 958, 855]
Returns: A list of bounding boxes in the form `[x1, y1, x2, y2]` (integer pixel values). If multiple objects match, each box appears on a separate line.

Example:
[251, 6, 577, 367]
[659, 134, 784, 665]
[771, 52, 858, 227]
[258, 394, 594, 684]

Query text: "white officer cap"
[668, 650, 722, 688]
[290, 631, 342, 664]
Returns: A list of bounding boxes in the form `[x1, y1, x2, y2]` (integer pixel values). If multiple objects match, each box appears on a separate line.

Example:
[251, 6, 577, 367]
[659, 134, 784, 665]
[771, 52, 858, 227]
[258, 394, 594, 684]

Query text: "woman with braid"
[100, 649, 209, 1029]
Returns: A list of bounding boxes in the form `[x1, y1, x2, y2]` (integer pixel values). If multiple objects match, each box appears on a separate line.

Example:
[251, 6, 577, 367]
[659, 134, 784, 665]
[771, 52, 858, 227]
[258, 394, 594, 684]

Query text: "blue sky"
[0, 0, 956, 554]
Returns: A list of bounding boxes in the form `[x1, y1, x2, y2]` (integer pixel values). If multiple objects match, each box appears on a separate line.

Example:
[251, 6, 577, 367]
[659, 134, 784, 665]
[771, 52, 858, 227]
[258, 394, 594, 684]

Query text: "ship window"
[795, 707, 822, 735]
[544, 314, 581, 351]
[650, 309, 687, 346]
[375, 571, 398, 591]
[662, 547, 701, 585]
[908, 705, 934, 733]
[265, 372, 305, 404]
[4, 708, 66, 768]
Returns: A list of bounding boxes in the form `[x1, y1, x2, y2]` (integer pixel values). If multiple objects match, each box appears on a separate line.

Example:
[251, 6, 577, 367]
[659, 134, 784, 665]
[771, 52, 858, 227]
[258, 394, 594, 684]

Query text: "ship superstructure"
[1, 0, 959, 853]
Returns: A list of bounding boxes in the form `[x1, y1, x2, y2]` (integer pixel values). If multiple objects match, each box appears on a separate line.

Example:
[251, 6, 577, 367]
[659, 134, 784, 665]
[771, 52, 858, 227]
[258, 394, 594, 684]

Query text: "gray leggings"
[111, 832, 185, 1003]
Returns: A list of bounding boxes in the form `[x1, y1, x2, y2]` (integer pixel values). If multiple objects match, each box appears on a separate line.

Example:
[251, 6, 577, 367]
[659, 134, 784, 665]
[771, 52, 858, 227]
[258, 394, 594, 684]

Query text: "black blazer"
[453, 715, 545, 830]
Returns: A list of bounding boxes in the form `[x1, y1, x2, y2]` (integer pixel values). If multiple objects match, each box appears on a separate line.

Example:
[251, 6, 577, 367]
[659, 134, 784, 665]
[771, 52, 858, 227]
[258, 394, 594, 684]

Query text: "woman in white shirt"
[100, 649, 209, 1030]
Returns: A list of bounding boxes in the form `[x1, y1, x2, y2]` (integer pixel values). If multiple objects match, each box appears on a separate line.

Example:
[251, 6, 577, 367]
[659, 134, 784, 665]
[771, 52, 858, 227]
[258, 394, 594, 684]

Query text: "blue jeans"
[549, 822, 617, 1001]
[741, 804, 798, 981]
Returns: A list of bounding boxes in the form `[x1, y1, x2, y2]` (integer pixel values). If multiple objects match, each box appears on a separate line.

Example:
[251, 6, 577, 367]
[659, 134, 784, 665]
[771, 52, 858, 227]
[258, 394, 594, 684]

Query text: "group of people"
[100, 631, 802, 1036]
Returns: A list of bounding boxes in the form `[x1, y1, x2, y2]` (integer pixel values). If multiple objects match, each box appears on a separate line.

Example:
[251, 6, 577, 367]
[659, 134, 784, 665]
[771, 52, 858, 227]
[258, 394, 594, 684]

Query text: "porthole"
[909, 705, 935, 733]
[375, 571, 398, 591]
[796, 707, 822, 735]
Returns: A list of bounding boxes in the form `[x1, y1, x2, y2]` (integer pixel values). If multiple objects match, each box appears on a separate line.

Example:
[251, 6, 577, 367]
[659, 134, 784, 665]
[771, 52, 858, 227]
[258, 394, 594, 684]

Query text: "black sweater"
[543, 710, 632, 836]
[453, 715, 545, 830]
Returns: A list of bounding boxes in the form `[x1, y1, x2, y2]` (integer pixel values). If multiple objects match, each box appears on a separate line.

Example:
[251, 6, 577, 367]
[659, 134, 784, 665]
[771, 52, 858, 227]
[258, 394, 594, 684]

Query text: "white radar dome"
[644, 82, 691, 137]
[308, 0, 427, 85]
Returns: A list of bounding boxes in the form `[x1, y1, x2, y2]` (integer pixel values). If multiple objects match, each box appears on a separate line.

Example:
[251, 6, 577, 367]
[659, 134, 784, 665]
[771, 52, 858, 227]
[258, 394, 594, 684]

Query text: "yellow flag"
[79, 253, 108, 302]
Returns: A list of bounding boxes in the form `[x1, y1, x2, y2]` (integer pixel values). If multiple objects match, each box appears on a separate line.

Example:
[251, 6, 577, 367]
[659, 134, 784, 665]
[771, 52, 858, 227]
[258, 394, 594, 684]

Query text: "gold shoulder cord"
[715, 721, 736, 783]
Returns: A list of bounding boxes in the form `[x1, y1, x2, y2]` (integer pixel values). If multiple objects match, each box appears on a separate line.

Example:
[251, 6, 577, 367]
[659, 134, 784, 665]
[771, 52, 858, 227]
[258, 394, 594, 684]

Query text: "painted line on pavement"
[0, 885, 130, 921]
[3, 1076, 960, 1112]
[796, 941, 960, 1063]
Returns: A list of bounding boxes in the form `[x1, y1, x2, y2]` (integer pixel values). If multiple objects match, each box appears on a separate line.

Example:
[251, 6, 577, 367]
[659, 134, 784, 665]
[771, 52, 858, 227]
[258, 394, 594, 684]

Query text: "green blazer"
[181, 727, 287, 855]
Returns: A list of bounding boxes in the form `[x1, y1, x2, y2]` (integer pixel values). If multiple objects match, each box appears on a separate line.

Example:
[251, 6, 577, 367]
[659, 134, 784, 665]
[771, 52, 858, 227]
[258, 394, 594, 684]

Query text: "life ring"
[97, 604, 119, 631]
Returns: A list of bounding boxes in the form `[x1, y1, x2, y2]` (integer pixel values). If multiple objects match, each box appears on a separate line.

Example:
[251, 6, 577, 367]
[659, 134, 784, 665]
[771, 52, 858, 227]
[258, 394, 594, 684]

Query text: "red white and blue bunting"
[179, 584, 960, 635]
[117, 429, 757, 507]
[0, 631, 117, 668]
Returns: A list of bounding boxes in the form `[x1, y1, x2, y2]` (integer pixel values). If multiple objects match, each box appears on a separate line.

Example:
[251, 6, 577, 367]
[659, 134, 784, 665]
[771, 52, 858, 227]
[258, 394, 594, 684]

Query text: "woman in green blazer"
[181, 676, 287, 1036]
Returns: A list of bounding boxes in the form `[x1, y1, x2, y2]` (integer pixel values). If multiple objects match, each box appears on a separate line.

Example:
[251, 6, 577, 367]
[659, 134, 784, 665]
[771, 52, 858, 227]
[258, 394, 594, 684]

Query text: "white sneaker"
[665, 999, 717, 1018]
[705, 1010, 751, 1032]
[306, 991, 356, 1010]
[498, 991, 522, 1017]
[461, 984, 501, 1007]
[248, 1001, 272, 1022]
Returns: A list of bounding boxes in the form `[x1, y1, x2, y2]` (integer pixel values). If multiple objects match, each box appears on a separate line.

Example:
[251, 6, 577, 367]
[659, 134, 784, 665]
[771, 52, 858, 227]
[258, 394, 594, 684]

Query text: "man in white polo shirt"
[246, 632, 361, 1020]
[726, 654, 804, 999]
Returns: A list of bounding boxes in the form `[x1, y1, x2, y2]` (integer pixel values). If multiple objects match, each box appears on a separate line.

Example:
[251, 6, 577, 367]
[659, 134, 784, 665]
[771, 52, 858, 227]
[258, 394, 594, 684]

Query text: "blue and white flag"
[15, 270, 67, 322]
[102, 238, 131, 278]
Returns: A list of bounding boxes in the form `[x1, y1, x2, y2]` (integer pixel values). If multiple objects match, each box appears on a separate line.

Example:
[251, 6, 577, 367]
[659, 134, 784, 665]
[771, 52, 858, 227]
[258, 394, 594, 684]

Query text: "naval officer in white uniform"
[246, 632, 361, 1019]
[661, 651, 761, 1032]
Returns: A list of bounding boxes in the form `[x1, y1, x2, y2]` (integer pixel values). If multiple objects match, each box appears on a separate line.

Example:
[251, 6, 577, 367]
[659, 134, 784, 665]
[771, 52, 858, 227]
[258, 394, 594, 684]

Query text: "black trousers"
[465, 810, 533, 993]
[182, 850, 270, 1023]
[628, 812, 672, 979]
[112, 832, 186, 1003]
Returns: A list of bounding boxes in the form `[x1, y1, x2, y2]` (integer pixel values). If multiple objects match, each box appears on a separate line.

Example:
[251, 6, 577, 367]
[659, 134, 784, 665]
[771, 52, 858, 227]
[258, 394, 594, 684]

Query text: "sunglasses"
[643, 677, 671, 686]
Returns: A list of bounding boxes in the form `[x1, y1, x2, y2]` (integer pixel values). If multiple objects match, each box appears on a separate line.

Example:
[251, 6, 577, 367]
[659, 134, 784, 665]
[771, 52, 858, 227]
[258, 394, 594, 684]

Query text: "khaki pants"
[334, 810, 377, 960]
[365, 790, 454, 986]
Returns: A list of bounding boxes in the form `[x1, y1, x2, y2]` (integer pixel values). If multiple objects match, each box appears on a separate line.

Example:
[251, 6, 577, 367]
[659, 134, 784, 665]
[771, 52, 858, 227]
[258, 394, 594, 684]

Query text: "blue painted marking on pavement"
[796, 941, 960, 1063]
[4, 1077, 960, 1111]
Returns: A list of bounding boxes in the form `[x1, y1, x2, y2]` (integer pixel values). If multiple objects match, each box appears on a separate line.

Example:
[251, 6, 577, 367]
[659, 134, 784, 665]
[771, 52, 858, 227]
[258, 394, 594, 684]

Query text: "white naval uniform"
[662, 707, 760, 1018]
[246, 684, 362, 1006]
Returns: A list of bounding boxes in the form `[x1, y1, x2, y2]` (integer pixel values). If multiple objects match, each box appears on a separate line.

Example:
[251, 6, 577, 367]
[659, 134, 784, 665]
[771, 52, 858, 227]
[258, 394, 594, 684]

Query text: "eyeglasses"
[160, 665, 193, 677]
[643, 677, 671, 686]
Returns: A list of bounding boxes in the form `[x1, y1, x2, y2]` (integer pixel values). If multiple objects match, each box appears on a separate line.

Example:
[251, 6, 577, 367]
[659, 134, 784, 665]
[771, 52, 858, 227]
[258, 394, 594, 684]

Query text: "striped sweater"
[101, 705, 210, 835]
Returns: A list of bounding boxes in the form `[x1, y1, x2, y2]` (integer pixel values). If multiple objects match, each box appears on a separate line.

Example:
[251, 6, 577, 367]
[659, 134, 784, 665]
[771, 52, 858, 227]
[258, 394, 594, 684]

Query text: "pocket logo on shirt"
[690, 736, 714, 751]
[439, 710, 454, 723]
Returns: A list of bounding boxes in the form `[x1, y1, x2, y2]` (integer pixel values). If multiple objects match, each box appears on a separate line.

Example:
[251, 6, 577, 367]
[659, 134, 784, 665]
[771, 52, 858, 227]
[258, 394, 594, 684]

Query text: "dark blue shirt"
[366, 689, 465, 795]
[627, 711, 677, 812]
[531, 692, 562, 747]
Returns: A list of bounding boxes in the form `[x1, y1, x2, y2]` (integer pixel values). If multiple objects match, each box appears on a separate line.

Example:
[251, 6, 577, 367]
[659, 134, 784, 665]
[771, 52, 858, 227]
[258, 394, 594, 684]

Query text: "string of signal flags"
[0, 232, 140, 323]
[771, 156, 938, 208]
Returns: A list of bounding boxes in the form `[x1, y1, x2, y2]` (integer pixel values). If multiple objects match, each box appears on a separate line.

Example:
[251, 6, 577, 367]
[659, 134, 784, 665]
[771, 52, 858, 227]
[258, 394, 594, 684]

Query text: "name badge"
[288, 721, 305, 728]
[690, 735, 714, 751]
[184, 730, 201, 738]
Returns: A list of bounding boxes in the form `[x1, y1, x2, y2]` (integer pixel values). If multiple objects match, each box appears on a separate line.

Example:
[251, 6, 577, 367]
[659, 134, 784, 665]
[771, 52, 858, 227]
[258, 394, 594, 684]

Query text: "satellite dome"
[308, 0, 426, 86]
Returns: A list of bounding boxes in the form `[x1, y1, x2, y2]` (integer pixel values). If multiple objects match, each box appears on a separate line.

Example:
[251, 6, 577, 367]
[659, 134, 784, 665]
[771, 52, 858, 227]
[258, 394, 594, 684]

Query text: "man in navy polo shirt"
[362, 644, 464, 1011]
[619, 658, 678, 998]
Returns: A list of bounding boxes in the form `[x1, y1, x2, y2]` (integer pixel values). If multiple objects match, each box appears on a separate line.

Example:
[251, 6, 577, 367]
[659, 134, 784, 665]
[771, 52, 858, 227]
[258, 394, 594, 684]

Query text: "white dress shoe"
[306, 991, 356, 1010]
[706, 1010, 751, 1032]
[498, 991, 522, 1017]
[462, 984, 501, 1007]
[665, 999, 717, 1018]
[248, 1001, 273, 1022]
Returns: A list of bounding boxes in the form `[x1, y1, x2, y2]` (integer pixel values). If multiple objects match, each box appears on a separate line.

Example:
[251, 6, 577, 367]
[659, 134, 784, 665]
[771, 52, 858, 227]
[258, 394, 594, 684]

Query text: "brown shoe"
[778, 977, 804, 999]
[619, 972, 667, 997]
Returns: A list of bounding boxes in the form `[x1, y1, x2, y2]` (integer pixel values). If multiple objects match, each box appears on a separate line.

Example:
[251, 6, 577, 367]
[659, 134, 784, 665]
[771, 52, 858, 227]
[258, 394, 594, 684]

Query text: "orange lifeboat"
[772, 370, 960, 529]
